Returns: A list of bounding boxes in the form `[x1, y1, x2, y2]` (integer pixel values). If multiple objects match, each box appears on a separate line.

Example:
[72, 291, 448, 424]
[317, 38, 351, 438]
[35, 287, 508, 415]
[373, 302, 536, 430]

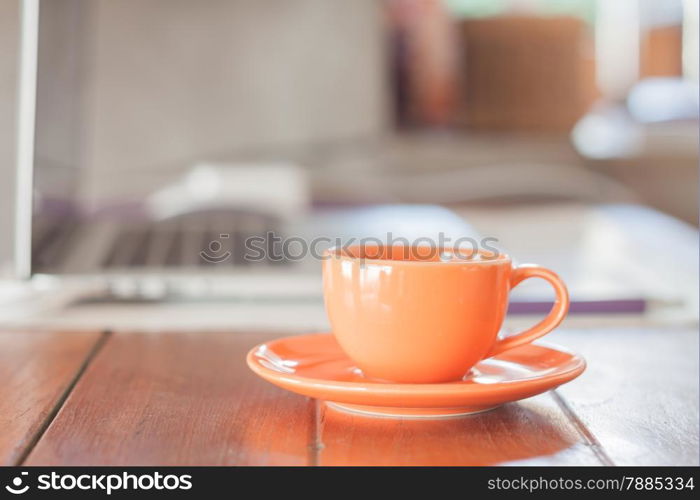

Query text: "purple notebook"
[508, 298, 646, 315]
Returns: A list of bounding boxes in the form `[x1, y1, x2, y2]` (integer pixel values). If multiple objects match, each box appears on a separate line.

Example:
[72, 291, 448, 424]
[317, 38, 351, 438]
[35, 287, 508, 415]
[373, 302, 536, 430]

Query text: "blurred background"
[0, 0, 697, 330]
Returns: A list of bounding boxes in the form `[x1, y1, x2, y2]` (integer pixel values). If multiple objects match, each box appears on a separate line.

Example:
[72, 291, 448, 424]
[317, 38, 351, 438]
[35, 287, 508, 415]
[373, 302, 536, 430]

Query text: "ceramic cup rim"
[323, 244, 511, 267]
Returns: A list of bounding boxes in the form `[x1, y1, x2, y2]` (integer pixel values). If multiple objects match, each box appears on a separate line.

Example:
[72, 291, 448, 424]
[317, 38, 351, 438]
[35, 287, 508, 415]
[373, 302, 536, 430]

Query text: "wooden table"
[0, 326, 697, 466]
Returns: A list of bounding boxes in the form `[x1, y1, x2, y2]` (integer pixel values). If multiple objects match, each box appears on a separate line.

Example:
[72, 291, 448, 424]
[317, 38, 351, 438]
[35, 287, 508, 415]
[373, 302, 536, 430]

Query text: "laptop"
[9, 0, 478, 303]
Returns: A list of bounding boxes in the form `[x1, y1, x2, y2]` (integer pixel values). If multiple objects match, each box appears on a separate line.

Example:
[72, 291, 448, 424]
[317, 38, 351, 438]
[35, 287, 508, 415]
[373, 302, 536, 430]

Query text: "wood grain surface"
[25, 332, 314, 465]
[548, 327, 699, 466]
[318, 394, 601, 466]
[0, 330, 104, 465]
[7, 327, 698, 466]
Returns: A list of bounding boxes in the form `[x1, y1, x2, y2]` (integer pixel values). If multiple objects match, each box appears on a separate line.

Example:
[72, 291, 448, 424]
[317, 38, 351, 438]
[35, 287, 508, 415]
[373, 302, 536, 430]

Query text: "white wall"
[73, 0, 389, 205]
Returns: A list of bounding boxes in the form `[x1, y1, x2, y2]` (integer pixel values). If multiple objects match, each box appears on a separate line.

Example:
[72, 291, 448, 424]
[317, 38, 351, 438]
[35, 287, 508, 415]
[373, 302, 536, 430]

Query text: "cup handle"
[488, 264, 570, 357]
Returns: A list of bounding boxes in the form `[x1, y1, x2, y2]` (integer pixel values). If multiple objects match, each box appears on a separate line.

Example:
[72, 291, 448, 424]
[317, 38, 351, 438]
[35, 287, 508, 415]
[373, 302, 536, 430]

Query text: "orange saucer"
[246, 333, 586, 419]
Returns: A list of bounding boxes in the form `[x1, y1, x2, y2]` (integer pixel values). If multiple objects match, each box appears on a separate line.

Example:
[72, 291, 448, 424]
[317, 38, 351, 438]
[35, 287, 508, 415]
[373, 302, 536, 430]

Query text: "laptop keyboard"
[33, 210, 290, 273]
[101, 212, 287, 269]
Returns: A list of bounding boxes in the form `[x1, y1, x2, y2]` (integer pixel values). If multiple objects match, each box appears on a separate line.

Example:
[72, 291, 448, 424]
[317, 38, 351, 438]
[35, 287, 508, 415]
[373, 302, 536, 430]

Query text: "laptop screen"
[27, 0, 387, 276]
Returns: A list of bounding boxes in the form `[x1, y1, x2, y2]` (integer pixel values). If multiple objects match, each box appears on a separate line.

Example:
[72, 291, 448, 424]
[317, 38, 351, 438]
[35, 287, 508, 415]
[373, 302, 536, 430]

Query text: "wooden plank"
[0, 330, 103, 465]
[317, 393, 602, 466]
[25, 326, 696, 466]
[25, 332, 314, 465]
[548, 326, 699, 466]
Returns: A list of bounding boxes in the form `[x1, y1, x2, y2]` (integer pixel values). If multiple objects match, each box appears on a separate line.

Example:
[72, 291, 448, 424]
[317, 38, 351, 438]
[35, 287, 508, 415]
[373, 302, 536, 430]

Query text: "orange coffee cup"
[322, 245, 569, 384]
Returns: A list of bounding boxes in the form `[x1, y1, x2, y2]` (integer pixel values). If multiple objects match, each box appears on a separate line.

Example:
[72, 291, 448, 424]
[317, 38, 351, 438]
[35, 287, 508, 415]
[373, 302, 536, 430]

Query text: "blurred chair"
[455, 16, 596, 132]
